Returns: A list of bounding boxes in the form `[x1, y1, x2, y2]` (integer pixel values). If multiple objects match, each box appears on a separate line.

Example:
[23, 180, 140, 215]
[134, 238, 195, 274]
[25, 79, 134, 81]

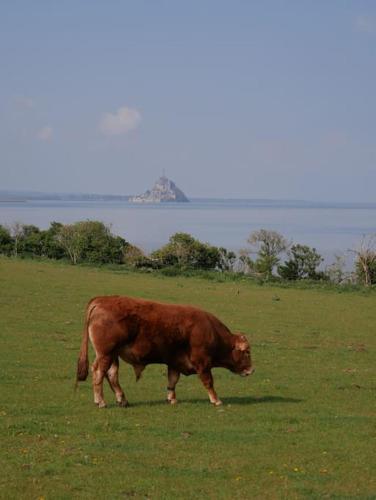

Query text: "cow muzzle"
[242, 367, 255, 377]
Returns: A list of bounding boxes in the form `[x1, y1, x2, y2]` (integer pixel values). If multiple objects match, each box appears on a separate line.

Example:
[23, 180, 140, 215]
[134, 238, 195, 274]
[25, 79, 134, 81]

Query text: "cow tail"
[76, 302, 96, 386]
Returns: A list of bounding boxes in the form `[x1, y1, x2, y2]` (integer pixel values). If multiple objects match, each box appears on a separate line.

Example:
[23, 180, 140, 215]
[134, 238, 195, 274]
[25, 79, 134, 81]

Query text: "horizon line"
[0, 188, 375, 207]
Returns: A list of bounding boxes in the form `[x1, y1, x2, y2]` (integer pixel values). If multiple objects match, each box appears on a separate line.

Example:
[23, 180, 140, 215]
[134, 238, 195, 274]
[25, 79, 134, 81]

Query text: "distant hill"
[129, 176, 189, 203]
[0, 190, 131, 202]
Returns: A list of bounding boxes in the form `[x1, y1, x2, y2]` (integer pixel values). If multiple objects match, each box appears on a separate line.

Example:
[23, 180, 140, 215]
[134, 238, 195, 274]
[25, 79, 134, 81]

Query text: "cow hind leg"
[167, 367, 180, 404]
[91, 355, 112, 408]
[106, 358, 129, 407]
[198, 369, 222, 406]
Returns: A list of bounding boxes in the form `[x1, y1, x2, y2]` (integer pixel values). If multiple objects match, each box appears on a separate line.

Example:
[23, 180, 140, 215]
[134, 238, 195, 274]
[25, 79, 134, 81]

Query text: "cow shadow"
[127, 395, 303, 408]
[216, 395, 302, 405]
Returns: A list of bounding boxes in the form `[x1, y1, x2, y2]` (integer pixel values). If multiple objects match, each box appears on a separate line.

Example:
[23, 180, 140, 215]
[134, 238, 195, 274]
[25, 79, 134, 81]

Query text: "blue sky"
[1, 1, 375, 201]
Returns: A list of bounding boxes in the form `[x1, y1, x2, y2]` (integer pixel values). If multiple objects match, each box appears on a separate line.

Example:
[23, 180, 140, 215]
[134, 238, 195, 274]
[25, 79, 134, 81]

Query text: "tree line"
[0, 220, 375, 286]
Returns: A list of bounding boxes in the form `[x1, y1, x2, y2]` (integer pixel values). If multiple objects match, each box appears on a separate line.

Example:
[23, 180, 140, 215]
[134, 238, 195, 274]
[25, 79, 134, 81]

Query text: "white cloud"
[14, 96, 35, 109]
[355, 15, 376, 34]
[99, 106, 142, 136]
[37, 126, 53, 141]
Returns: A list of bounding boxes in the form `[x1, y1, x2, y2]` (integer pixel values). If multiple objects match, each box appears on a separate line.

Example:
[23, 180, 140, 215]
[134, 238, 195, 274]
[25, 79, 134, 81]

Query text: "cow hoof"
[168, 398, 178, 405]
[117, 400, 129, 408]
[97, 402, 107, 409]
[213, 400, 223, 406]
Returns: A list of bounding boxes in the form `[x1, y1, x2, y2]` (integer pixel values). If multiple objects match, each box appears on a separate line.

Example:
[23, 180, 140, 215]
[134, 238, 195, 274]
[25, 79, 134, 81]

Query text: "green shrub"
[278, 244, 325, 280]
[0, 225, 13, 256]
[55, 221, 128, 264]
[151, 232, 222, 270]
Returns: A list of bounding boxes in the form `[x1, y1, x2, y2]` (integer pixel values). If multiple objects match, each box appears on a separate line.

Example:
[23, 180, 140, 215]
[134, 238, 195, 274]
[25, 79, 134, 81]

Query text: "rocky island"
[129, 176, 189, 203]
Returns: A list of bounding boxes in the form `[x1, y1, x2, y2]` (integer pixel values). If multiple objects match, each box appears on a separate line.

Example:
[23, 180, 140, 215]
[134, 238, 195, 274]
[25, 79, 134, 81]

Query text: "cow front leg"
[92, 355, 112, 408]
[167, 367, 180, 404]
[106, 358, 129, 407]
[198, 369, 222, 406]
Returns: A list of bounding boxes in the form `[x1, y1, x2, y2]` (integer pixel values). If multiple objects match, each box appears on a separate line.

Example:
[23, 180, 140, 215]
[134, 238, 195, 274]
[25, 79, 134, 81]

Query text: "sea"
[1, 198, 375, 268]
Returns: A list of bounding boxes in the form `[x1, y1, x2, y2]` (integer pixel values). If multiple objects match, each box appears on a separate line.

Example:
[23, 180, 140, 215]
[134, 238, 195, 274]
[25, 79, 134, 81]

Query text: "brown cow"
[76, 295, 254, 407]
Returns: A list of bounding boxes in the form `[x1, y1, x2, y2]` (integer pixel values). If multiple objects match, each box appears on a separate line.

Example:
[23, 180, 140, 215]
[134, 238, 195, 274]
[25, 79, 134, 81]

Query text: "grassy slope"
[0, 258, 375, 499]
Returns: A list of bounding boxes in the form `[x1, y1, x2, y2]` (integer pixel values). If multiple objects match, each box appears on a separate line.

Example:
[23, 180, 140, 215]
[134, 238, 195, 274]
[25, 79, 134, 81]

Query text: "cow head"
[231, 333, 254, 376]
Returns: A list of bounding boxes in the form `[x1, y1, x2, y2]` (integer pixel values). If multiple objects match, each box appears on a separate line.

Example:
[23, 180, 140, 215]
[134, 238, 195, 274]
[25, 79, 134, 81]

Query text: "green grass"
[0, 257, 375, 499]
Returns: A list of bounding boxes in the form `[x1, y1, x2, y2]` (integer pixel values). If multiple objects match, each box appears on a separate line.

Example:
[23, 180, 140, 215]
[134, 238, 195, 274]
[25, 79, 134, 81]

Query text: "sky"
[0, 1, 375, 201]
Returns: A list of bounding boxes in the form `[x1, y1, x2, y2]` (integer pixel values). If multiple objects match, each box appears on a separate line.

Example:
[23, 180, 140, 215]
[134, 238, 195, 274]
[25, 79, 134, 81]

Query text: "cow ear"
[234, 335, 248, 351]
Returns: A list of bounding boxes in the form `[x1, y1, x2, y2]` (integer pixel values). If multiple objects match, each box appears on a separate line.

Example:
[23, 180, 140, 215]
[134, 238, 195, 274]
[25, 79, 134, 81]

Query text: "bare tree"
[350, 234, 376, 286]
[7, 222, 23, 257]
[123, 244, 146, 267]
[246, 229, 289, 278]
[236, 248, 255, 275]
[55, 224, 84, 264]
[325, 254, 348, 284]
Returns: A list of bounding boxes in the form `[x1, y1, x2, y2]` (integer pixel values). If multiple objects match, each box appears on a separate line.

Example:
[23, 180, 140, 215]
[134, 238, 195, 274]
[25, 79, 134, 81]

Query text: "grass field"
[0, 257, 375, 499]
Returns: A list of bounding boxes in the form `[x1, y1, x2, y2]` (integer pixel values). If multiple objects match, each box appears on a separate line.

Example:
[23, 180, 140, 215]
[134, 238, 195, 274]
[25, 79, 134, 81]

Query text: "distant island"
[0, 176, 189, 204]
[1, 189, 375, 210]
[129, 176, 189, 203]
